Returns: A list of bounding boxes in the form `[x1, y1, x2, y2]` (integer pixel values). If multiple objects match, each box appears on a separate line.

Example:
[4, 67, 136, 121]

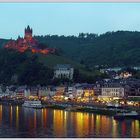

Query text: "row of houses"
[1, 79, 140, 101]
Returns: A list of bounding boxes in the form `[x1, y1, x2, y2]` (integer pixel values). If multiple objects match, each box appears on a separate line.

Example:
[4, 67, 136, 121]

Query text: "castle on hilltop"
[4, 25, 55, 54]
[24, 25, 33, 42]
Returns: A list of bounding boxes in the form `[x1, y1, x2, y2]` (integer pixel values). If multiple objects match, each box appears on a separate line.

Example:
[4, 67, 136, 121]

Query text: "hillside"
[2, 31, 140, 68]
[0, 48, 104, 86]
[27, 51, 103, 77]
[1, 30, 140, 85]
[34, 31, 140, 68]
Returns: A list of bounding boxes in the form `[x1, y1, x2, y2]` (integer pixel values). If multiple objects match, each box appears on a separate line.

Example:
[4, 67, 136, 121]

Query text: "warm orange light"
[0, 105, 2, 122]
[4, 26, 55, 55]
[16, 106, 19, 130]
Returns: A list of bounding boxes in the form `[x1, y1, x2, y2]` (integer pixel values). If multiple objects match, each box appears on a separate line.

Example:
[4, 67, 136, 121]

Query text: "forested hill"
[0, 31, 140, 85]
[34, 31, 140, 68]
[1, 31, 140, 68]
[0, 39, 8, 47]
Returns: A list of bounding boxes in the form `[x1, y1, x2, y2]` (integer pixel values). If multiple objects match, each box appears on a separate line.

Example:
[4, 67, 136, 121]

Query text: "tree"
[37, 43, 48, 49]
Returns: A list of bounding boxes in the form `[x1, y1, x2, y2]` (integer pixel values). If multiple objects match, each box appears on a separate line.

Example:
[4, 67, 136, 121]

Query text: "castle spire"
[27, 25, 30, 30]
[24, 25, 33, 42]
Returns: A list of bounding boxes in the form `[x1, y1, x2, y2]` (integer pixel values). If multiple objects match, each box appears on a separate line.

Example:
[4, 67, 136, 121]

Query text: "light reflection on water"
[0, 105, 2, 124]
[131, 120, 140, 137]
[10, 105, 12, 127]
[112, 119, 117, 137]
[16, 106, 19, 130]
[0, 104, 140, 138]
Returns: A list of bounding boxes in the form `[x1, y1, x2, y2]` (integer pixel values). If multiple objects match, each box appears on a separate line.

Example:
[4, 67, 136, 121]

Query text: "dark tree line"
[34, 31, 140, 68]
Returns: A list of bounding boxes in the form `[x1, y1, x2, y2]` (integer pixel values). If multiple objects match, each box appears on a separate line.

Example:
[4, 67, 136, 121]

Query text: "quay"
[0, 98, 140, 117]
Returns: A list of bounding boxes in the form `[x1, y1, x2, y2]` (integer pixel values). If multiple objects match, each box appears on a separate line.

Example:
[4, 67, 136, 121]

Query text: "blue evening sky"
[0, 3, 140, 39]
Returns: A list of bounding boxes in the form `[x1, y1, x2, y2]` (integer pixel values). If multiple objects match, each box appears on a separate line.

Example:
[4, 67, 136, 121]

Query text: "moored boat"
[22, 100, 43, 109]
[114, 111, 140, 120]
[106, 103, 123, 109]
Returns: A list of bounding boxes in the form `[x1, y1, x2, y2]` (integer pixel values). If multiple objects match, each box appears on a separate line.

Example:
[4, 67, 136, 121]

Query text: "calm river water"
[0, 104, 139, 138]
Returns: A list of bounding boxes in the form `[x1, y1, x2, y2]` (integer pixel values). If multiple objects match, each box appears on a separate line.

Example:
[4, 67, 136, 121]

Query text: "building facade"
[54, 64, 74, 80]
[101, 87, 125, 98]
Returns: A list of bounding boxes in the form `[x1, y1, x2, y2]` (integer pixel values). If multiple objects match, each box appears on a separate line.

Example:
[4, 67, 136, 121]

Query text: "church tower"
[24, 25, 32, 42]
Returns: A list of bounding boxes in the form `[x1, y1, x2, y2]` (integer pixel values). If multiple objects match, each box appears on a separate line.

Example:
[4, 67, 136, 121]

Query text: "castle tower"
[24, 25, 32, 42]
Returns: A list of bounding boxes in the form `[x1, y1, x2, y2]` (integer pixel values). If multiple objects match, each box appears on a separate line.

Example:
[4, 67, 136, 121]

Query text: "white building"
[54, 64, 74, 80]
[101, 87, 125, 98]
[65, 86, 73, 95]
[24, 89, 31, 97]
[76, 88, 84, 97]
[64, 86, 75, 99]
[38, 87, 48, 96]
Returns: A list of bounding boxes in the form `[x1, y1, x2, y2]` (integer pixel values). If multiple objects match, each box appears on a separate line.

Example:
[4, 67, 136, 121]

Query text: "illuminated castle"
[24, 25, 33, 42]
[4, 25, 55, 54]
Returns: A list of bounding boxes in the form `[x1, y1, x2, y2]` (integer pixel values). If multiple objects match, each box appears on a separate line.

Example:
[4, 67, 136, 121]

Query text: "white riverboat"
[22, 100, 43, 109]
[106, 103, 123, 109]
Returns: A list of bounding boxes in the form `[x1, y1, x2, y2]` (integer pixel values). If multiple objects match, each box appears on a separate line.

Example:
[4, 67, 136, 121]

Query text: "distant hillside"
[27, 51, 102, 77]
[2, 30, 140, 85]
[34, 31, 140, 68]
[1, 30, 140, 73]
[0, 48, 105, 85]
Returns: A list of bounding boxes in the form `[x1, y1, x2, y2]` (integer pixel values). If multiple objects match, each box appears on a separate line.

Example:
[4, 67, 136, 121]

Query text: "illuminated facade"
[101, 87, 125, 98]
[76, 88, 84, 97]
[4, 25, 55, 54]
[119, 72, 132, 79]
[83, 88, 94, 97]
[55, 85, 65, 96]
[24, 25, 33, 42]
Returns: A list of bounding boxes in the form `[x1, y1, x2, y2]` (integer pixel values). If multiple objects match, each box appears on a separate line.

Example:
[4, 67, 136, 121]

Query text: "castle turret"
[24, 25, 32, 42]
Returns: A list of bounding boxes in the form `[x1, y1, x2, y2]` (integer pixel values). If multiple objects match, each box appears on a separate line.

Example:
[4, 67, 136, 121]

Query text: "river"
[0, 104, 139, 138]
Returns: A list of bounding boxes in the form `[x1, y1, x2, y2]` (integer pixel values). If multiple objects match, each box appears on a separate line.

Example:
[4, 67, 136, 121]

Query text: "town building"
[101, 87, 124, 98]
[30, 87, 39, 96]
[73, 84, 95, 102]
[24, 89, 31, 97]
[15, 88, 25, 99]
[55, 85, 66, 96]
[54, 64, 74, 80]
[46, 86, 56, 97]
[119, 72, 132, 79]
[75, 87, 84, 97]
[38, 87, 48, 97]
[124, 79, 140, 97]
[83, 86, 94, 102]
[65, 86, 73, 95]
[93, 84, 102, 97]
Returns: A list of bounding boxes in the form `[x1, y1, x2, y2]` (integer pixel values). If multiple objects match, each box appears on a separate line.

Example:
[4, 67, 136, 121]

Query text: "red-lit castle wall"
[4, 26, 55, 54]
